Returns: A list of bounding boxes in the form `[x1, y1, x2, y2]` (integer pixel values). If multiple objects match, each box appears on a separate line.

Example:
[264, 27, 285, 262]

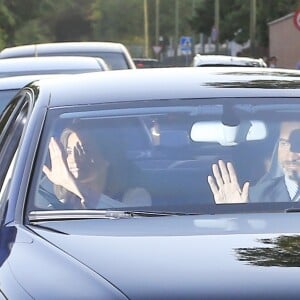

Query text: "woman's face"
[66, 132, 108, 182]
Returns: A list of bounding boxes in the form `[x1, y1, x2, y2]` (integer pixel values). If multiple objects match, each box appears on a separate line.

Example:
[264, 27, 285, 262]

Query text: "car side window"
[0, 92, 31, 223]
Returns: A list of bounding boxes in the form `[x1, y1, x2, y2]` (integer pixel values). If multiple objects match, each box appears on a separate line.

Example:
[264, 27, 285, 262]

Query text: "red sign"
[152, 45, 162, 54]
[293, 9, 300, 31]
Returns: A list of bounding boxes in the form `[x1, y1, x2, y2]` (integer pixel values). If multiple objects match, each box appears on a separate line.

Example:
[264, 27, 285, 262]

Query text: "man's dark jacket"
[249, 176, 291, 202]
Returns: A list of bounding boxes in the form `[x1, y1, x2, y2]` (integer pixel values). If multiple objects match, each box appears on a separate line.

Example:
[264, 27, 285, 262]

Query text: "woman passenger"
[43, 125, 151, 209]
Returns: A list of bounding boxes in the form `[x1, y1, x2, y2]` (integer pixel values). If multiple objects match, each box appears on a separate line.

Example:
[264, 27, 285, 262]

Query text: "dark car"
[133, 58, 162, 68]
[2, 67, 300, 299]
[0, 41, 136, 70]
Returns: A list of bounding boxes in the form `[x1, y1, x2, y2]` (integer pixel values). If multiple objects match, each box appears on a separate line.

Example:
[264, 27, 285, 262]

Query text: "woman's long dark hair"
[53, 124, 136, 202]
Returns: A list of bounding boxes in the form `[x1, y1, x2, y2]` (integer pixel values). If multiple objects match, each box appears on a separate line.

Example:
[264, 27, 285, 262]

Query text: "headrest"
[289, 129, 300, 153]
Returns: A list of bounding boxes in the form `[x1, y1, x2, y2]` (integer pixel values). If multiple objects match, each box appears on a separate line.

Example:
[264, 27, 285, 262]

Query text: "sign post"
[179, 36, 192, 66]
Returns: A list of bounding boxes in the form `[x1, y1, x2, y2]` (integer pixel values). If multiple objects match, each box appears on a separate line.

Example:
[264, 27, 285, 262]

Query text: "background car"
[0, 41, 136, 70]
[191, 54, 267, 67]
[2, 67, 300, 298]
[0, 74, 67, 115]
[0, 56, 109, 77]
[0, 56, 108, 116]
[133, 57, 162, 68]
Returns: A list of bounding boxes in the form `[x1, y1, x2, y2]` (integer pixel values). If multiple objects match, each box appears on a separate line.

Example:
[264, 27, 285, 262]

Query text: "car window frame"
[25, 100, 238, 213]
[0, 91, 33, 225]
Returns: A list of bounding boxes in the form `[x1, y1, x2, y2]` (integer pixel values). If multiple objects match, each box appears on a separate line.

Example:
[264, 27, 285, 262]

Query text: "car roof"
[192, 54, 267, 67]
[0, 42, 128, 58]
[0, 56, 108, 77]
[29, 67, 300, 108]
[0, 41, 136, 70]
[0, 73, 71, 90]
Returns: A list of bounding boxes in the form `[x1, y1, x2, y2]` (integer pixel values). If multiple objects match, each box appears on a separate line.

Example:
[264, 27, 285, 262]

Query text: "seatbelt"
[292, 188, 300, 202]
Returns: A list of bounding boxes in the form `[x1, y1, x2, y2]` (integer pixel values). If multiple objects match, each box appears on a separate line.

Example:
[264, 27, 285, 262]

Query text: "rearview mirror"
[190, 120, 267, 146]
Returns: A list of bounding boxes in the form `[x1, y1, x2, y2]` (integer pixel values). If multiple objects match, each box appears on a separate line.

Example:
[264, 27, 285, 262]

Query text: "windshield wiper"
[28, 209, 188, 222]
[285, 207, 300, 213]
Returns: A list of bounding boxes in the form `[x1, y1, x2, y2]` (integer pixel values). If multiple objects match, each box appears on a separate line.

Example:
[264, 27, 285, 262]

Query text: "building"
[268, 12, 300, 69]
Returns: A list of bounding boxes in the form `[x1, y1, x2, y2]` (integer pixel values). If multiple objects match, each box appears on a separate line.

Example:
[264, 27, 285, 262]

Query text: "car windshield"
[41, 52, 129, 70]
[28, 98, 300, 216]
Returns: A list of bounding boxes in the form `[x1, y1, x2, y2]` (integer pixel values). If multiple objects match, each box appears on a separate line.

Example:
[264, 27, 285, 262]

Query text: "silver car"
[0, 41, 136, 70]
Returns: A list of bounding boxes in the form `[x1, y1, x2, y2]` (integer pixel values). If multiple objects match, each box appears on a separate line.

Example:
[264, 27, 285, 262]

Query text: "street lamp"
[214, 0, 219, 54]
[250, 0, 256, 57]
[174, 0, 179, 60]
[155, 0, 160, 45]
[144, 0, 149, 57]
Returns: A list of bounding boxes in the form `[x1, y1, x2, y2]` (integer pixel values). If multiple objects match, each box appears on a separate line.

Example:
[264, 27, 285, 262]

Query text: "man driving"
[208, 122, 300, 203]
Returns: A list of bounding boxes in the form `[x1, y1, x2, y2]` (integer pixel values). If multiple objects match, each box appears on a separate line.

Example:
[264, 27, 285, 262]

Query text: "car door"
[0, 90, 33, 225]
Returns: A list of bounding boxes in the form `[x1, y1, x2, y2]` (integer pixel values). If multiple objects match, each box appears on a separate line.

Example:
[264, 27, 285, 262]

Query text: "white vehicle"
[0, 42, 136, 70]
[192, 54, 267, 67]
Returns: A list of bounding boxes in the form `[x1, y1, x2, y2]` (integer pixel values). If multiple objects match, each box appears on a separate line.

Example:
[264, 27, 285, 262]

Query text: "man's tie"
[292, 188, 300, 201]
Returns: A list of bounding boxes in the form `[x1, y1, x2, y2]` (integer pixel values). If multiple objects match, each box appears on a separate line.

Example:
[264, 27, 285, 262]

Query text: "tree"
[0, 0, 41, 46]
[189, 0, 300, 50]
[256, 0, 299, 47]
[0, 0, 298, 57]
[90, 0, 143, 43]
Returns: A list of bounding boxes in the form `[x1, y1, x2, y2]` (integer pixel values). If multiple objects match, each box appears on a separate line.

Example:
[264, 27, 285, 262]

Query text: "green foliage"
[91, 0, 143, 43]
[189, 0, 299, 47]
[0, 0, 298, 53]
[14, 19, 54, 45]
[256, 0, 299, 47]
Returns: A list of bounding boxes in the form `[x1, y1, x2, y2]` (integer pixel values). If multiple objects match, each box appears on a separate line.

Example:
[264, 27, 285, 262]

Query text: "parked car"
[0, 42, 136, 70]
[2, 67, 300, 298]
[133, 57, 162, 68]
[192, 54, 267, 67]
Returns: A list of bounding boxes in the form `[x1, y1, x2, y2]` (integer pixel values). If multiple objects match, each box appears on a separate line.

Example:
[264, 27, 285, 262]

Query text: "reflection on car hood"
[29, 213, 300, 299]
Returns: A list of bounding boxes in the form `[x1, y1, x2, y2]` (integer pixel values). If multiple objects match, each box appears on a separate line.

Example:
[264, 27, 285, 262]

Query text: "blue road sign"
[179, 36, 192, 54]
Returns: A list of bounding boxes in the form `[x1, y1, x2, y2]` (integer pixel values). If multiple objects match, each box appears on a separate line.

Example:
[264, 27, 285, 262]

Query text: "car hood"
[29, 213, 300, 299]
